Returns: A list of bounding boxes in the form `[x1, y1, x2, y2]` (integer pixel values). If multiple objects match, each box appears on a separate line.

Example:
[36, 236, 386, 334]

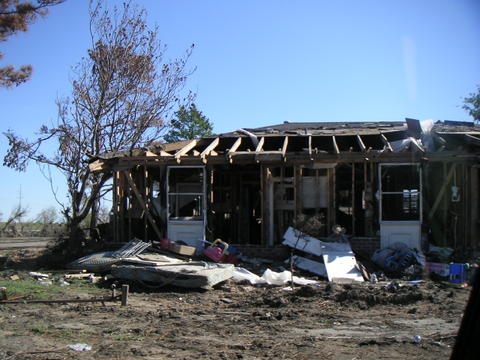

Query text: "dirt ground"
[0, 249, 472, 360]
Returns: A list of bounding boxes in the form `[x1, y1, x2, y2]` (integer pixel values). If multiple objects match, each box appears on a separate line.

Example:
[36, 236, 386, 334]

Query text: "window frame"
[378, 163, 422, 223]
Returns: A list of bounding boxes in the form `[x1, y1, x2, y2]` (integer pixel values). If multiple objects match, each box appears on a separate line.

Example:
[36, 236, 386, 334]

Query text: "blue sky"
[0, 0, 479, 220]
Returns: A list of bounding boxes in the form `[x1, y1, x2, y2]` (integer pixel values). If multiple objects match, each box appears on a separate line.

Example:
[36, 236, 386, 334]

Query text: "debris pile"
[282, 226, 364, 282]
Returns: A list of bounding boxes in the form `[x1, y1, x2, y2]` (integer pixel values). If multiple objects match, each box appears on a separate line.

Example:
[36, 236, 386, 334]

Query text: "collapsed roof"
[89, 119, 480, 171]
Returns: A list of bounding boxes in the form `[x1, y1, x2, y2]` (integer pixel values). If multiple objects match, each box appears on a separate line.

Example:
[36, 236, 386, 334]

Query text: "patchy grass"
[30, 325, 54, 335]
[0, 278, 105, 300]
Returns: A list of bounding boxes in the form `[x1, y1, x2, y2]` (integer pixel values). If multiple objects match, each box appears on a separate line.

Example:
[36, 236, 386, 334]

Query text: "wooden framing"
[200, 137, 220, 163]
[174, 139, 198, 163]
[356, 135, 366, 152]
[102, 121, 478, 251]
[123, 170, 162, 241]
[332, 136, 340, 154]
[380, 133, 393, 152]
[227, 137, 242, 162]
[465, 134, 480, 146]
[281, 136, 288, 159]
[308, 135, 312, 158]
[255, 137, 265, 152]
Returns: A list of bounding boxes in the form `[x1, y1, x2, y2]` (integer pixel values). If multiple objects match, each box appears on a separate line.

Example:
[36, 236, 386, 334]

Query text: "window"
[167, 167, 205, 221]
[380, 164, 421, 221]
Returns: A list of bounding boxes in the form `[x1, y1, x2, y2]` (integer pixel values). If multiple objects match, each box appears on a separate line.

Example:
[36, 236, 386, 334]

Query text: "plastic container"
[449, 263, 467, 284]
[203, 239, 229, 262]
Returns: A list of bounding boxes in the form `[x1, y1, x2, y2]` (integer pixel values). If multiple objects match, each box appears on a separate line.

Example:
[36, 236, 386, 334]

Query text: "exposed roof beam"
[281, 136, 288, 159]
[174, 139, 198, 162]
[200, 137, 220, 163]
[356, 135, 366, 152]
[332, 136, 340, 154]
[227, 137, 242, 155]
[380, 133, 393, 152]
[227, 137, 242, 163]
[465, 134, 480, 146]
[255, 137, 265, 152]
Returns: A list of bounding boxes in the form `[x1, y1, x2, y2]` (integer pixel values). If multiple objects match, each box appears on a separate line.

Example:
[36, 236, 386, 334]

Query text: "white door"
[167, 166, 206, 251]
[379, 164, 422, 250]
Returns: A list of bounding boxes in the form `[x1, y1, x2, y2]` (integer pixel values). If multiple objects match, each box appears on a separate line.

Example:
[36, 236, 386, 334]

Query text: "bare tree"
[1, 203, 28, 236]
[4, 0, 194, 244]
[35, 206, 57, 224]
[0, 0, 65, 87]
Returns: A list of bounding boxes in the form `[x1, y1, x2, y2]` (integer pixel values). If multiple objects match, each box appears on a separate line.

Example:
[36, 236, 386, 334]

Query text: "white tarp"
[233, 267, 318, 286]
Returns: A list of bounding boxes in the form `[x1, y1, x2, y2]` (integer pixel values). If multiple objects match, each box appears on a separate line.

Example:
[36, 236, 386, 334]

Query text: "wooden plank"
[294, 166, 302, 221]
[356, 135, 366, 152]
[380, 133, 393, 152]
[123, 170, 162, 241]
[332, 136, 340, 154]
[281, 136, 288, 159]
[88, 159, 108, 172]
[174, 139, 198, 162]
[465, 134, 480, 146]
[351, 163, 355, 235]
[227, 137, 242, 157]
[255, 137, 265, 152]
[200, 137, 220, 162]
[471, 167, 479, 248]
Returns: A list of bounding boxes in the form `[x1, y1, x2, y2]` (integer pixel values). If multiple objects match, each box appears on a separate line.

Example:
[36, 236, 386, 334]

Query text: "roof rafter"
[174, 139, 198, 163]
[332, 136, 340, 154]
[356, 135, 366, 152]
[200, 137, 220, 163]
[380, 133, 393, 152]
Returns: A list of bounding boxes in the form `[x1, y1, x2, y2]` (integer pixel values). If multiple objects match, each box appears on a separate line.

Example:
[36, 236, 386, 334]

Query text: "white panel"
[168, 222, 205, 251]
[380, 223, 421, 250]
[322, 252, 364, 282]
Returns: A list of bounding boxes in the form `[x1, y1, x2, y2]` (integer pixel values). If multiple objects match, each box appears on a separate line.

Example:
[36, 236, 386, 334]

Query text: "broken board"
[289, 255, 327, 278]
[282, 227, 352, 256]
[322, 252, 364, 282]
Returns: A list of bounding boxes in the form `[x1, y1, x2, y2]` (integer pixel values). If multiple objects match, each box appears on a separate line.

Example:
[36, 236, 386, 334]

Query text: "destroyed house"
[90, 119, 480, 255]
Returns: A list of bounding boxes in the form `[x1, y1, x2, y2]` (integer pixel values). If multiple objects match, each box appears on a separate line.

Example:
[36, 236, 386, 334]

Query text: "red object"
[161, 238, 171, 250]
[204, 246, 225, 262]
